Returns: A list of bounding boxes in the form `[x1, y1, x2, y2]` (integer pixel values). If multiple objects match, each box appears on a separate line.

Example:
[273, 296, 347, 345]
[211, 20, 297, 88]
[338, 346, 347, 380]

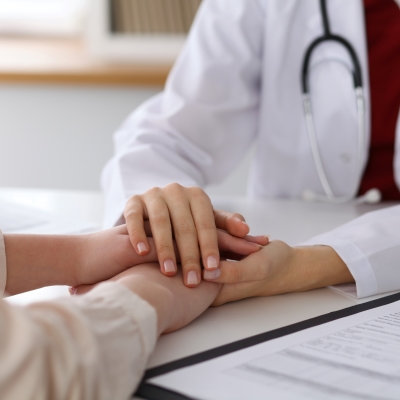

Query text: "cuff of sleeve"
[301, 237, 378, 298]
[84, 281, 158, 357]
[0, 230, 7, 296]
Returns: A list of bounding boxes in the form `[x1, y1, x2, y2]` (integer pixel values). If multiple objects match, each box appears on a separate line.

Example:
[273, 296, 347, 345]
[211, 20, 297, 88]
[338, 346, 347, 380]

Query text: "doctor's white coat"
[102, 0, 400, 299]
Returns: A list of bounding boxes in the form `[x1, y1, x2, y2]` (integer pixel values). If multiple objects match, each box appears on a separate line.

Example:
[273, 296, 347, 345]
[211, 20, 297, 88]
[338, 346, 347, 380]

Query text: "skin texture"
[123, 184, 269, 287]
[204, 241, 355, 306]
[121, 184, 354, 305]
[76, 264, 222, 335]
[3, 224, 266, 296]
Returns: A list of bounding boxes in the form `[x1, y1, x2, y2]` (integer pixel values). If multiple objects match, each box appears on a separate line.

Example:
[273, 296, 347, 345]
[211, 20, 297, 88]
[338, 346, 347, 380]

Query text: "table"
[1, 187, 396, 370]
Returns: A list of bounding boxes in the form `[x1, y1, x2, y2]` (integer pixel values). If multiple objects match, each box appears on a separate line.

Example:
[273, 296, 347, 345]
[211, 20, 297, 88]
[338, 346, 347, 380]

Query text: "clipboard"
[135, 291, 400, 400]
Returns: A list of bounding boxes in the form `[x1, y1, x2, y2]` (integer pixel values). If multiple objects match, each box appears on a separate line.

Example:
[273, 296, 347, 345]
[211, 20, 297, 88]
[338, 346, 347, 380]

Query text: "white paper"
[150, 300, 400, 399]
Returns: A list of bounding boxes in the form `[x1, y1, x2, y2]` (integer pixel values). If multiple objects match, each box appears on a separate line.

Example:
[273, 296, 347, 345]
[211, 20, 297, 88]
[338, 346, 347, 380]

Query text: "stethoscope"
[301, 0, 381, 204]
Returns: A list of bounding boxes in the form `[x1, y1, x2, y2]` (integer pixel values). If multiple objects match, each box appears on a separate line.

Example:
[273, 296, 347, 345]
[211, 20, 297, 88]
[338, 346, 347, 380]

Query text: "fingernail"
[204, 269, 221, 280]
[207, 256, 218, 270]
[187, 271, 199, 286]
[164, 259, 176, 273]
[69, 287, 77, 296]
[137, 242, 147, 254]
[253, 235, 270, 241]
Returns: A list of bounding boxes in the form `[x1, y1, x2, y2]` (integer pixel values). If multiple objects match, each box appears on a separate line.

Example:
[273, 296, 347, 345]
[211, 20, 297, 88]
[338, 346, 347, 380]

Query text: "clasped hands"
[73, 184, 353, 309]
[3, 184, 353, 338]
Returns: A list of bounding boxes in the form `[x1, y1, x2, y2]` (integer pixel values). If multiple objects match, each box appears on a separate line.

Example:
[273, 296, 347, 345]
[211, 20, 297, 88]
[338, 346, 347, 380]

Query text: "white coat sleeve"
[101, 0, 265, 227]
[0, 231, 157, 400]
[301, 205, 400, 298]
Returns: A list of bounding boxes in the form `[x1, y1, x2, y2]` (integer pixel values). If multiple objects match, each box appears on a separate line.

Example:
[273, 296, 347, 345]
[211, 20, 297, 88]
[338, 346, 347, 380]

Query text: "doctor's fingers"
[124, 196, 150, 256]
[214, 210, 251, 238]
[163, 186, 216, 287]
[217, 230, 266, 256]
[203, 256, 270, 284]
[145, 194, 179, 277]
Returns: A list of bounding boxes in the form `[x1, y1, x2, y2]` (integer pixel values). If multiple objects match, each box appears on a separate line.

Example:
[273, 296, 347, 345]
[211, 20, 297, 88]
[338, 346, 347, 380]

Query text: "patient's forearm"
[4, 234, 79, 295]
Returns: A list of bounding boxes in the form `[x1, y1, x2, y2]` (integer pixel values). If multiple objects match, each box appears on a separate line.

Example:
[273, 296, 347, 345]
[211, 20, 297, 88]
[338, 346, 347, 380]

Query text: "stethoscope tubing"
[300, 0, 377, 203]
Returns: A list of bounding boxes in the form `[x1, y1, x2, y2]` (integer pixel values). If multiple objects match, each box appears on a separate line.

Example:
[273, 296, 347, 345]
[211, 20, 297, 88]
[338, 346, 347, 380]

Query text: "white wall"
[0, 84, 251, 195]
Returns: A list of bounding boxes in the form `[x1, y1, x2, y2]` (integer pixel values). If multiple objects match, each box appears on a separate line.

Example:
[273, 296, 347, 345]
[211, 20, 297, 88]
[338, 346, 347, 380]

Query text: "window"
[0, 0, 88, 37]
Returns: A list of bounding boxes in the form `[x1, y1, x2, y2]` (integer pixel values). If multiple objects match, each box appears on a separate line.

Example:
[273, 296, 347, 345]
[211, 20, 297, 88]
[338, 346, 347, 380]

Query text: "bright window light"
[0, 0, 88, 37]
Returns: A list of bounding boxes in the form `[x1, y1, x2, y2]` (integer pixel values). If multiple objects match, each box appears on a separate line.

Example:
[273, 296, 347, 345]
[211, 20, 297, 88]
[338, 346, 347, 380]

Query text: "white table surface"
[1, 187, 397, 371]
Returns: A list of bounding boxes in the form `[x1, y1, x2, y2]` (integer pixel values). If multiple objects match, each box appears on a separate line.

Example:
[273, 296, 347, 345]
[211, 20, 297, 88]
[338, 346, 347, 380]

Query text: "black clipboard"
[135, 291, 400, 400]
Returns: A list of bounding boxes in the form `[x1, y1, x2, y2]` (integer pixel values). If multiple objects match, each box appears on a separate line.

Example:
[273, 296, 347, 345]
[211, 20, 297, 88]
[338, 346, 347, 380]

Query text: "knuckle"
[181, 256, 201, 269]
[174, 222, 196, 236]
[127, 194, 141, 203]
[127, 227, 144, 239]
[230, 265, 244, 282]
[199, 242, 218, 254]
[189, 186, 209, 199]
[196, 219, 216, 231]
[124, 208, 139, 219]
[156, 242, 173, 256]
[124, 196, 140, 211]
[164, 182, 183, 193]
[145, 186, 162, 197]
[151, 213, 170, 226]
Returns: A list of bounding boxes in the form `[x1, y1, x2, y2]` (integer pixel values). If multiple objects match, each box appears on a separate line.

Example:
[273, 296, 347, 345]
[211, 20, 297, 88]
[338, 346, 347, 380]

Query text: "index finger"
[124, 196, 150, 255]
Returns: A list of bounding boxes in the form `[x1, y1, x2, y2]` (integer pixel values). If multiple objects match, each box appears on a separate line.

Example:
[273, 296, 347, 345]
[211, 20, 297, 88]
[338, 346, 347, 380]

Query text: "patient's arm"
[4, 224, 266, 296]
[75, 263, 222, 335]
[4, 225, 161, 295]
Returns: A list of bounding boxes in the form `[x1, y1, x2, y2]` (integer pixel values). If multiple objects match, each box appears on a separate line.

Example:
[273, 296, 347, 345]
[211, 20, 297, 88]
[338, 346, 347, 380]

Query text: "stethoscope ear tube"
[301, 0, 363, 94]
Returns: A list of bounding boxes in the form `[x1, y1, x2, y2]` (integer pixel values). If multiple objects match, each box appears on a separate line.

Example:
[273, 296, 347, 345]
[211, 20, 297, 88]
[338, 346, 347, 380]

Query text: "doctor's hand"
[71, 224, 267, 293]
[204, 241, 355, 306]
[123, 184, 269, 287]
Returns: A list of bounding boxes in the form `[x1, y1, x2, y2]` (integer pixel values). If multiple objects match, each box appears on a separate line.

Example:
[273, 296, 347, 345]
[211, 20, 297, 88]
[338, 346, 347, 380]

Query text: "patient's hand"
[73, 225, 268, 289]
[74, 225, 160, 287]
[75, 264, 221, 335]
[204, 241, 354, 306]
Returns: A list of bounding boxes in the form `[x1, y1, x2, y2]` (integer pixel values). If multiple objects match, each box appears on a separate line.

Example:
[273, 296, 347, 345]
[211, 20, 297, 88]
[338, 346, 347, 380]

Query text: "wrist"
[292, 245, 354, 292]
[117, 275, 174, 336]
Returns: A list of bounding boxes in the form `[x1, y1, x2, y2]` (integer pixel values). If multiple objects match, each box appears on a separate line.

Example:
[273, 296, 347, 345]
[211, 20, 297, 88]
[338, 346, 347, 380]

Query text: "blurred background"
[0, 0, 253, 196]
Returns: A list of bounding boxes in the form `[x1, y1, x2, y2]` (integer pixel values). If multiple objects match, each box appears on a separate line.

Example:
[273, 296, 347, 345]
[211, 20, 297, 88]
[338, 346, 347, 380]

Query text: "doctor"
[102, 0, 400, 296]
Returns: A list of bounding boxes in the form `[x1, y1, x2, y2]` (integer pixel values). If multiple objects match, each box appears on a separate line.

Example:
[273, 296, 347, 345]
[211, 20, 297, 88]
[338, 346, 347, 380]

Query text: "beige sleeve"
[0, 230, 6, 295]
[0, 281, 157, 400]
